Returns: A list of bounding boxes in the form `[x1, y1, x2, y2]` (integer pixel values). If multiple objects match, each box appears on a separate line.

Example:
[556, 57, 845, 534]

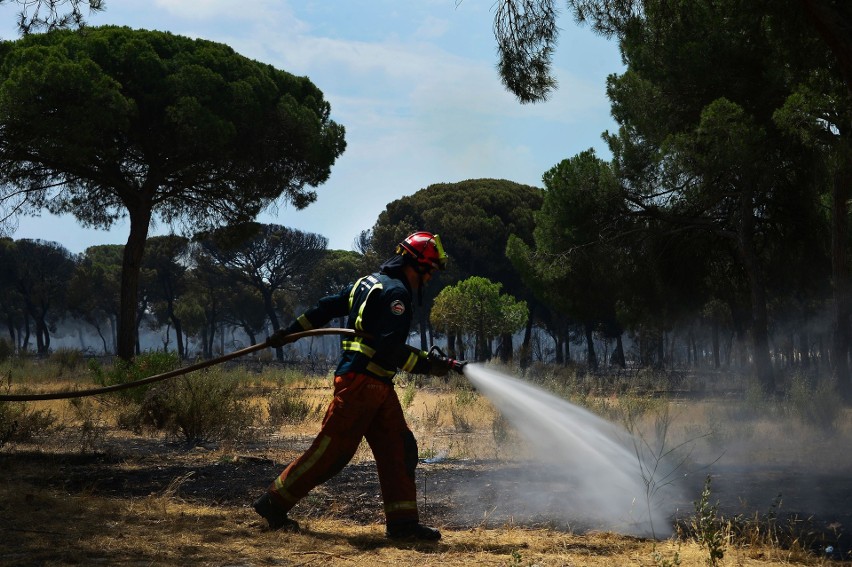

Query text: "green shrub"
[785, 373, 842, 431]
[692, 475, 726, 567]
[400, 380, 417, 410]
[50, 348, 84, 375]
[90, 351, 182, 404]
[454, 387, 478, 407]
[0, 397, 57, 449]
[491, 412, 511, 447]
[67, 398, 107, 453]
[266, 388, 316, 425]
[0, 338, 12, 362]
[139, 369, 259, 444]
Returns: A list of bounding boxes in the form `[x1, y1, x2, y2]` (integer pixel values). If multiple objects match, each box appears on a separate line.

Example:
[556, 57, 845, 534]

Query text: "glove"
[427, 346, 468, 376]
[266, 328, 294, 348]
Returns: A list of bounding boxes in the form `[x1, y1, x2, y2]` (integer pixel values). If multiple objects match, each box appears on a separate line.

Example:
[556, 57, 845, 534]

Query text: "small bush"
[454, 387, 478, 407]
[692, 475, 726, 567]
[785, 374, 841, 431]
[0, 397, 57, 449]
[115, 400, 146, 434]
[90, 351, 182, 404]
[491, 412, 511, 447]
[50, 348, 84, 375]
[400, 381, 417, 410]
[0, 338, 13, 362]
[67, 398, 107, 453]
[138, 369, 259, 444]
[450, 403, 473, 433]
[421, 401, 442, 429]
[266, 388, 316, 425]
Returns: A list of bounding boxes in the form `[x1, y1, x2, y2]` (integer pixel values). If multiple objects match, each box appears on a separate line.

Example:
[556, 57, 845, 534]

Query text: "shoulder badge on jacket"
[390, 299, 406, 316]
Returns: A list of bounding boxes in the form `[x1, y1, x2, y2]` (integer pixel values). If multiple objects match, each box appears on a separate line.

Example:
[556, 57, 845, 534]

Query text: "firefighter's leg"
[365, 385, 440, 540]
[264, 373, 382, 515]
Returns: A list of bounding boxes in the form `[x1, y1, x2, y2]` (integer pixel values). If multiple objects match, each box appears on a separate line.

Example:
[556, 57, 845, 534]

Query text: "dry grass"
[1, 359, 849, 566]
[1, 478, 826, 567]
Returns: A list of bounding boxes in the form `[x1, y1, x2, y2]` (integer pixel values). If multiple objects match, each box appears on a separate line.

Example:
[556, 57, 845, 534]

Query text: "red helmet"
[396, 231, 447, 273]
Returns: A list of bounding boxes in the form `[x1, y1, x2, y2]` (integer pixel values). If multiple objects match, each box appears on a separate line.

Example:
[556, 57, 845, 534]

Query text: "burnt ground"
[4, 433, 852, 561]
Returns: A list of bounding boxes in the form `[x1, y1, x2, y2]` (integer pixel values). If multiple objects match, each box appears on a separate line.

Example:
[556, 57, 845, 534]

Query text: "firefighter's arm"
[393, 344, 467, 376]
[268, 287, 351, 347]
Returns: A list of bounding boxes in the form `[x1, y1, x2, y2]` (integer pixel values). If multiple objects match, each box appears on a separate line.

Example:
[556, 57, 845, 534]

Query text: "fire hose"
[0, 328, 368, 402]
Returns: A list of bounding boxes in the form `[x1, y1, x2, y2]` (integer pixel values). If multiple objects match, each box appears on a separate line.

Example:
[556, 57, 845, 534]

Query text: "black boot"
[253, 493, 299, 532]
[386, 520, 441, 541]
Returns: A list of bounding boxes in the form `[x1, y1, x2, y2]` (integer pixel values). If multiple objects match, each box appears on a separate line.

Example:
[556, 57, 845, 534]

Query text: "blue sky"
[2, 0, 624, 253]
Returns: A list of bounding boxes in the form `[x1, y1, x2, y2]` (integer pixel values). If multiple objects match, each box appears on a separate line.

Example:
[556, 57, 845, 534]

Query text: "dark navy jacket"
[286, 271, 432, 383]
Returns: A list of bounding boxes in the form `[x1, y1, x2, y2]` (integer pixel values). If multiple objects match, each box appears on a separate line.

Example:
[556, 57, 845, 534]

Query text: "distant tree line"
[0, 171, 845, 396]
[0, 180, 541, 365]
[0, 226, 362, 362]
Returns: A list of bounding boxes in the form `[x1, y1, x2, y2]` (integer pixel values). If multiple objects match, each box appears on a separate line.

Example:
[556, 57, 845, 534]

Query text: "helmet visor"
[432, 234, 447, 270]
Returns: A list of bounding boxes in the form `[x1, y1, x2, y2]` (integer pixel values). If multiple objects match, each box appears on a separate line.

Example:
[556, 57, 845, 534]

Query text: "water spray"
[458, 364, 685, 537]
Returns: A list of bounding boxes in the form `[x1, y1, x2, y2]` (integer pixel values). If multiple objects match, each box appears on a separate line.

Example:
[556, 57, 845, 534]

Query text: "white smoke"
[455, 364, 687, 537]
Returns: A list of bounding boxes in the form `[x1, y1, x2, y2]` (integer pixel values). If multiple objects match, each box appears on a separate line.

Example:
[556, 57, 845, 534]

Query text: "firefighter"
[253, 231, 467, 541]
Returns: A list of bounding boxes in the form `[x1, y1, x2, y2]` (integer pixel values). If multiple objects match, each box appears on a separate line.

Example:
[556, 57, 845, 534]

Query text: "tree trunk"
[21, 314, 30, 352]
[201, 326, 209, 359]
[584, 322, 598, 370]
[712, 320, 720, 369]
[564, 325, 571, 364]
[831, 138, 852, 399]
[134, 294, 147, 356]
[34, 321, 45, 354]
[168, 299, 184, 359]
[800, 330, 810, 369]
[738, 184, 774, 393]
[520, 304, 534, 368]
[96, 324, 107, 353]
[5, 319, 14, 347]
[456, 331, 465, 360]
[261, 287, 283, 362]
[499, 332, 513, 363]
[419, 309, 428, 351]
[798, 0, 852, 398]
[475, 329, 488, 362]
[41, 318, 50, 353]
[110, 315, 117, 354]
[118, 204, 152, 361]
[612, 334, 626, 368]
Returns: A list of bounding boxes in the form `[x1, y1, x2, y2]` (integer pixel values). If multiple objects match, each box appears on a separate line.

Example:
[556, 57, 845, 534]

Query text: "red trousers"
[267, 372, 420, 526]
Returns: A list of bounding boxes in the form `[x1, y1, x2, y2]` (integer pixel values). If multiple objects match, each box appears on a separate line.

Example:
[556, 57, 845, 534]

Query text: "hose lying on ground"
[0, 328, 365, 402]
